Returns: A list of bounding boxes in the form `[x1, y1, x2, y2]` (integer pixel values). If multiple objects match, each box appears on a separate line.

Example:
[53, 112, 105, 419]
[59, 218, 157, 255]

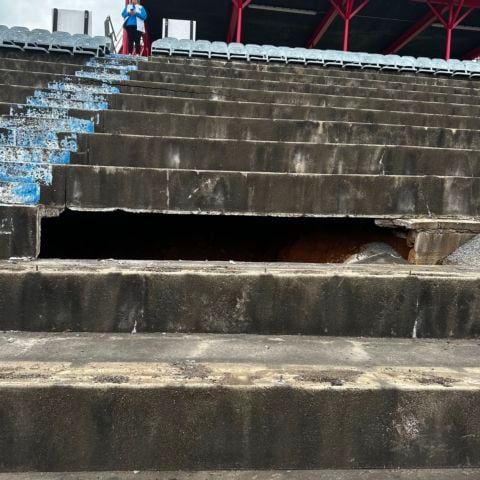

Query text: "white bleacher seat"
[210, 41, 229, 59]
[228, 43, 248, 60]
[304, 49, 323, 66]
[323, 50, 343, 67]
[151, 37, 177, 55]
[245, 44, 267, 62]
[191, 40, 211, 58]
[447, 59, 469, 77]
[174, 39, 193, 56]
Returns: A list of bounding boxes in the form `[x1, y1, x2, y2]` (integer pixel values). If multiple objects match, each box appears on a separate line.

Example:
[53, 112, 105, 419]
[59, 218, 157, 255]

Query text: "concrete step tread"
[55, 162, 480, 180]
[4, 258, 480, 276]
[81, 133, 480, 153]
[1, 470, 479, 479]
[139, 60, 480, 92]
[131, 69, 480, 98]
[110, 92, 480, 119]
[148, 56, 480, 87]
[123, 77, 480, 107]
[0, 332, 479, 387]
[99, 109, 480, 133]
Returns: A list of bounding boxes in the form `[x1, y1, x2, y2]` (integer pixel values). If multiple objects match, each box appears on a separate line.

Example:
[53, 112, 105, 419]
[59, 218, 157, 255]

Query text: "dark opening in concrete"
[40, 210, 410, 263]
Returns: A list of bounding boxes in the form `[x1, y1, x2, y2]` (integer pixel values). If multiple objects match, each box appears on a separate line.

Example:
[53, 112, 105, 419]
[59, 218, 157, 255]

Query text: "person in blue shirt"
[122, 0, 147, 55]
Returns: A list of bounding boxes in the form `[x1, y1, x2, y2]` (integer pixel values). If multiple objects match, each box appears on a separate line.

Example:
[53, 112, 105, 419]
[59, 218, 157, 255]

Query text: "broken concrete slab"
[344, 242, 407, 264]
[377, 219, 480, 265]
[53, 165, 480, 218]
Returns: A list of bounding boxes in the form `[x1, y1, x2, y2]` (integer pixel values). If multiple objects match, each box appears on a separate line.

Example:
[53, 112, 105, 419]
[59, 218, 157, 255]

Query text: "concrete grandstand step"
[2, 260, 480, 337]
[0, 146, 70, 164]
[120, 78, 480, 113]
[130, 68, 480, 98]
[140, 58, 480, 94]
[0, 205, 40, 258]
[46, 164, 480, 218]
[0, 161, 52, 184]
[0, 116, 94, 133]
[3, 471, 480, 480]
[0, 127, 78, 150]
[0, 56, 79, 76]
[77, 134, 480, 178]
[0, 331, 478, 470]
[103, 97, 480, 130]
[109, 90, 480, 119]
[147, 55, 479, 88]
[0, 230, 11, 258]
[0, 180, 40, 205]
[125, 72, 480, 107]
[96, 111, 480, 149]
[0, 84, 35, 105]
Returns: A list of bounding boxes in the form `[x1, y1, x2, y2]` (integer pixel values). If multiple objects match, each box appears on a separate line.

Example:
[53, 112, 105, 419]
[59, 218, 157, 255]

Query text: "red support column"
[425, 0, 474, 59]
[226, 0, 252, 44]
[329, 0, 369, 51]
[236, 2, 243, 43]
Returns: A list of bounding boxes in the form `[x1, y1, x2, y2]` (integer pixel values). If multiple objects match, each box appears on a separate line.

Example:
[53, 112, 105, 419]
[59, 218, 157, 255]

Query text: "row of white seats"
[151, 38, 480, 78]
[0, 25, 112, 57]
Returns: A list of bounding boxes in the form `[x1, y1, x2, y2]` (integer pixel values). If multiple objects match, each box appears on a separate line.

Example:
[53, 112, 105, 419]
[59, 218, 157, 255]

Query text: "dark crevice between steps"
[40, 210, 410, 262]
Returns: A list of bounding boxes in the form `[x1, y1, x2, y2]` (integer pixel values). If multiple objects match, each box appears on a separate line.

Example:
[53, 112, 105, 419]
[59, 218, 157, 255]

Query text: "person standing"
[122, 0, 147, 55]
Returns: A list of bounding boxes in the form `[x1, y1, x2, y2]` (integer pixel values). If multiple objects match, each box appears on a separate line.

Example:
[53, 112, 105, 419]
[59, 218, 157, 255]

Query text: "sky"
[3, 0, 122, 36]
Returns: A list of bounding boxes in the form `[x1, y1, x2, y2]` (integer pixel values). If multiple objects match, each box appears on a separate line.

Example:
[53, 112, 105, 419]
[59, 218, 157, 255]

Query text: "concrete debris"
[443, 234, 480, 267]
[344, 242, 408, 265]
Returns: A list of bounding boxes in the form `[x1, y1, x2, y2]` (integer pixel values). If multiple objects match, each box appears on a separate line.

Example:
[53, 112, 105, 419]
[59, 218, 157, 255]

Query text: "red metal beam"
[462, 45, 480, 59]
[226, 1, 239, 43]
[424, 0, 475, 59]
[305, 5, 338, 49]
[227, 0, 252, 44]
[383, 7, 448, 54]
[325, 0, 370, 51]
[413, 0, 480, 7]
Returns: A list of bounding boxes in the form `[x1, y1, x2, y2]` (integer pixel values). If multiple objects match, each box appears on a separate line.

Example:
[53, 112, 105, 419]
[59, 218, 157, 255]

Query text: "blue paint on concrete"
[75, 70, 130, 82]
[0, 161, 52, 185]
[0, 54, 143, 205]
[0, 181, 40, 205]
[0, 147, 70, 165]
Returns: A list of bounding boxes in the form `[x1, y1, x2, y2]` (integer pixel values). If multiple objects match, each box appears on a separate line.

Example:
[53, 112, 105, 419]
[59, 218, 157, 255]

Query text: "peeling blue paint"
[0, 181, 40, 205]
[0, 161, 52, 185]
[0, 147, 70, 165]
[0, 53, 143, 205]
[75, 70, 129, 82]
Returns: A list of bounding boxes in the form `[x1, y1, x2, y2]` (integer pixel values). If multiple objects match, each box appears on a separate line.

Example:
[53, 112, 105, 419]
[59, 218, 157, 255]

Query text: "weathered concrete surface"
[96, 111, 480, 149]
[138, 59, 480, 95]
[0, 84, 36, 105]
[147, 55, 480, 89]
[77, 134, 480, 177]
[51, 164, 480, 218]
[2, 471, 479, 480]
[121, 70, 480, 107]
[109, 91, 480, 124]
[0, 332, 479, 471]
[0, 57, 79, 76]
[0, 205, 39, 258]
[129, 69, 480, 106]
[377, 219, 480, 265]
[1, 260, 480, 337]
